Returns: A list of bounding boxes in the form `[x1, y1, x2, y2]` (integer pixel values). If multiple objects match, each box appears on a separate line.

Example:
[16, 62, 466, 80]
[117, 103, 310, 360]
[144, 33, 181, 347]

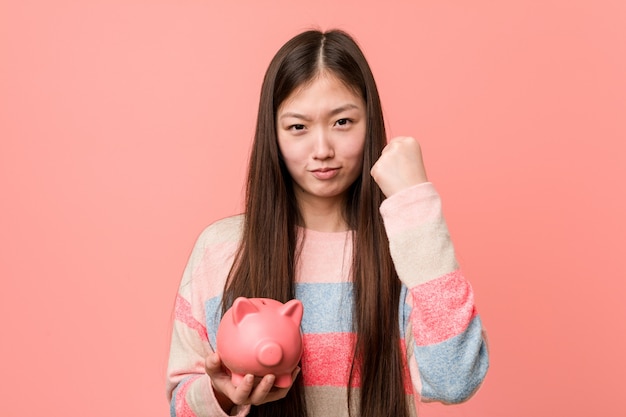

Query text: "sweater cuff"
[379, 182, 442, 238]
[206, 377, 251, 416]
[379, 181, 458, 287]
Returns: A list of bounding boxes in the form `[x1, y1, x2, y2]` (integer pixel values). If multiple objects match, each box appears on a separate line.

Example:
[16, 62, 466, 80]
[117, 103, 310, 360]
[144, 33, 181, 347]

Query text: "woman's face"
[276, 73, 366, 208]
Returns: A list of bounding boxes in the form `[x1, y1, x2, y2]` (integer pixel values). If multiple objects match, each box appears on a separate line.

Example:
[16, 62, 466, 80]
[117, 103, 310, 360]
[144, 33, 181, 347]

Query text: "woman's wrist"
[211, 380, 235, 413]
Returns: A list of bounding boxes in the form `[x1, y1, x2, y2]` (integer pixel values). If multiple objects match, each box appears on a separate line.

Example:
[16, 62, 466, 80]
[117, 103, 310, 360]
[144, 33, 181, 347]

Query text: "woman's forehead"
[278, 73, 364, 116]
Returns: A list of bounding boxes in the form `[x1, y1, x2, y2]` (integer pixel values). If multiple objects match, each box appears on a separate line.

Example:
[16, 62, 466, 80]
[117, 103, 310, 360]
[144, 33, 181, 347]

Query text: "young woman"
[166, 29, 489, 417]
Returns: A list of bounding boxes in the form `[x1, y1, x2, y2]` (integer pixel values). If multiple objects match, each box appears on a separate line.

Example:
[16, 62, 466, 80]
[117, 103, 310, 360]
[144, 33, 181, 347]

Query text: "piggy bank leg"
[274, 373, 294, 389]
[230, 372, 246, 387]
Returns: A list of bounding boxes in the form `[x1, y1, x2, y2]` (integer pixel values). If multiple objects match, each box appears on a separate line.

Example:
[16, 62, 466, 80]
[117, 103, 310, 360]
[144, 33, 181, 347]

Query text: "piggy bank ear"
[232, 297, 259, 326]
[280, 299, 303, 326]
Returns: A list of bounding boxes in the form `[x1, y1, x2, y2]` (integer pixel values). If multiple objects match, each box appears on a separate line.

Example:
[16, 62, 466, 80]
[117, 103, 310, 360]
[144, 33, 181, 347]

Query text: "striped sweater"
[166, 182, 489, 416]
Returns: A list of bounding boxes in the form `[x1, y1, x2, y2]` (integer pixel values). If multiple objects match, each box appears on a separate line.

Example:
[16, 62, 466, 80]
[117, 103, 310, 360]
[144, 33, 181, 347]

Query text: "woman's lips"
[311, 168, 339, 180]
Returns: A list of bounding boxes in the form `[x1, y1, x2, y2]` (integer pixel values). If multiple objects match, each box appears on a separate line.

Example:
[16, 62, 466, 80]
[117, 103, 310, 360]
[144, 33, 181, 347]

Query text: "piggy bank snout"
[256, 340, 283, 367]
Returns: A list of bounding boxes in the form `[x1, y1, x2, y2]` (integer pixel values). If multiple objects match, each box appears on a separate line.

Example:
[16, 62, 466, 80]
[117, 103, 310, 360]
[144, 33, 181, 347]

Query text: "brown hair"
[222, 29, 410, 417]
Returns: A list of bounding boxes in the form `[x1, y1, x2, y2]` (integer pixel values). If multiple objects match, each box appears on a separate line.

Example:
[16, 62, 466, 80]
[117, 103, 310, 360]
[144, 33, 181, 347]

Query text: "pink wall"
[2, 1, 625, 416]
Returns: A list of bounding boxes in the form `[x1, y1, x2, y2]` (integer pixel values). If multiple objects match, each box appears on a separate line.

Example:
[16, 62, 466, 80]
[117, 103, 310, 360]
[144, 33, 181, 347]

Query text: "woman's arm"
[381, 182, 489, 404]
[166, 220, 296, 416]
[166, 225, 254, 417]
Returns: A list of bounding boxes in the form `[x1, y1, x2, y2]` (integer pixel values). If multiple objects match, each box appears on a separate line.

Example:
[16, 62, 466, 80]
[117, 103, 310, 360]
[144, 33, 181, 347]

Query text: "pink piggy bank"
[216, 297, 304, 388]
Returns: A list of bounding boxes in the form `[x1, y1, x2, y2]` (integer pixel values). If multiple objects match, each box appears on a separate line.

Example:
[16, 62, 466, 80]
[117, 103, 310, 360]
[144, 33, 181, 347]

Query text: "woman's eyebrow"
[279, 112, 312, 121]
[279, 103, 361, 121]
[328, 103, 360, 117]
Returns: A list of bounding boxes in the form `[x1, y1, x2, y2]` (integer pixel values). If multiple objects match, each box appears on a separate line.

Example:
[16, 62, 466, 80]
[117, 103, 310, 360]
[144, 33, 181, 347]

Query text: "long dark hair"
[222, 29, 410, 417]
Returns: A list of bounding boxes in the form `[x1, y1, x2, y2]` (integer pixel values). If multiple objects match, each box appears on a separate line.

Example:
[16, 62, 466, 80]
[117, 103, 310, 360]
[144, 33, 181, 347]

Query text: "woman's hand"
[370, 136, 428, 198]
[205, 352, 300, 412]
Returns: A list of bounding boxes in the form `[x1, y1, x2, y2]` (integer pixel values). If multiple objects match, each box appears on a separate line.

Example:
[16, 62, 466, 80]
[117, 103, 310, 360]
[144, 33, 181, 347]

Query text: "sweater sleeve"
[166, 226, 251, 417]
[380, 182, 489, 404]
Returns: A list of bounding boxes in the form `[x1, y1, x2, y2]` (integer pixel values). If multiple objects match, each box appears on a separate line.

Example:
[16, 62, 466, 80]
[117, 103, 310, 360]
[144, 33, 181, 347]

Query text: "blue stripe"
[295, 282, 353, 333]
[414, 315, 489, 403]
[171, 375, 193, 417]
[205, 283, 412, 342]
[205, 296, 222, 349]
[170, 387, 175, 417]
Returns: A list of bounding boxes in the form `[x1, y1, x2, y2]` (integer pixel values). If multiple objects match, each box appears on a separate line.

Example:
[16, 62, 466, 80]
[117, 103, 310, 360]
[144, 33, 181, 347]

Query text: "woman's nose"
[312, 129, 334, 160]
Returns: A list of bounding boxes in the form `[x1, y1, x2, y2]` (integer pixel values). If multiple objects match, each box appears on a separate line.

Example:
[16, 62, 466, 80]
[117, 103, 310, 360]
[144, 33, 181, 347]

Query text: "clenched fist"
[370, 136, 428, 198]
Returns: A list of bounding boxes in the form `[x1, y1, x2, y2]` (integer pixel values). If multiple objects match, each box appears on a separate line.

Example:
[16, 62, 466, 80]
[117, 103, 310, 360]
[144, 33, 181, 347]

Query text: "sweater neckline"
[297, 226, 353, 242]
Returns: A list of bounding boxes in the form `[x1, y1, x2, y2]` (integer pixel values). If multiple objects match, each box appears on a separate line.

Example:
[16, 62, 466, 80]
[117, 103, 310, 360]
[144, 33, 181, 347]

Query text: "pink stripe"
[399, 339, 413, 394]
[175, 295, 208, 342]
[175, 375, 201, 417]
[410, 270, 476, 346]
[302, 333, 413, 393]
[302, 333, 358, 387]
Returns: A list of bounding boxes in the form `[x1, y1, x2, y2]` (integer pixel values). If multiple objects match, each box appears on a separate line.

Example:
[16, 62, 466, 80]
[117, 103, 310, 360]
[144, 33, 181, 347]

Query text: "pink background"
[2, 1, 625, 416]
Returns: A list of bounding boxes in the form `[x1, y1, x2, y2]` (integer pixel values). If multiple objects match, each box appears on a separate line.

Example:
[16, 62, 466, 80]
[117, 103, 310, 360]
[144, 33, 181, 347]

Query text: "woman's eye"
[289, 124, 306, 131]
[335, 118, 351, 127]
